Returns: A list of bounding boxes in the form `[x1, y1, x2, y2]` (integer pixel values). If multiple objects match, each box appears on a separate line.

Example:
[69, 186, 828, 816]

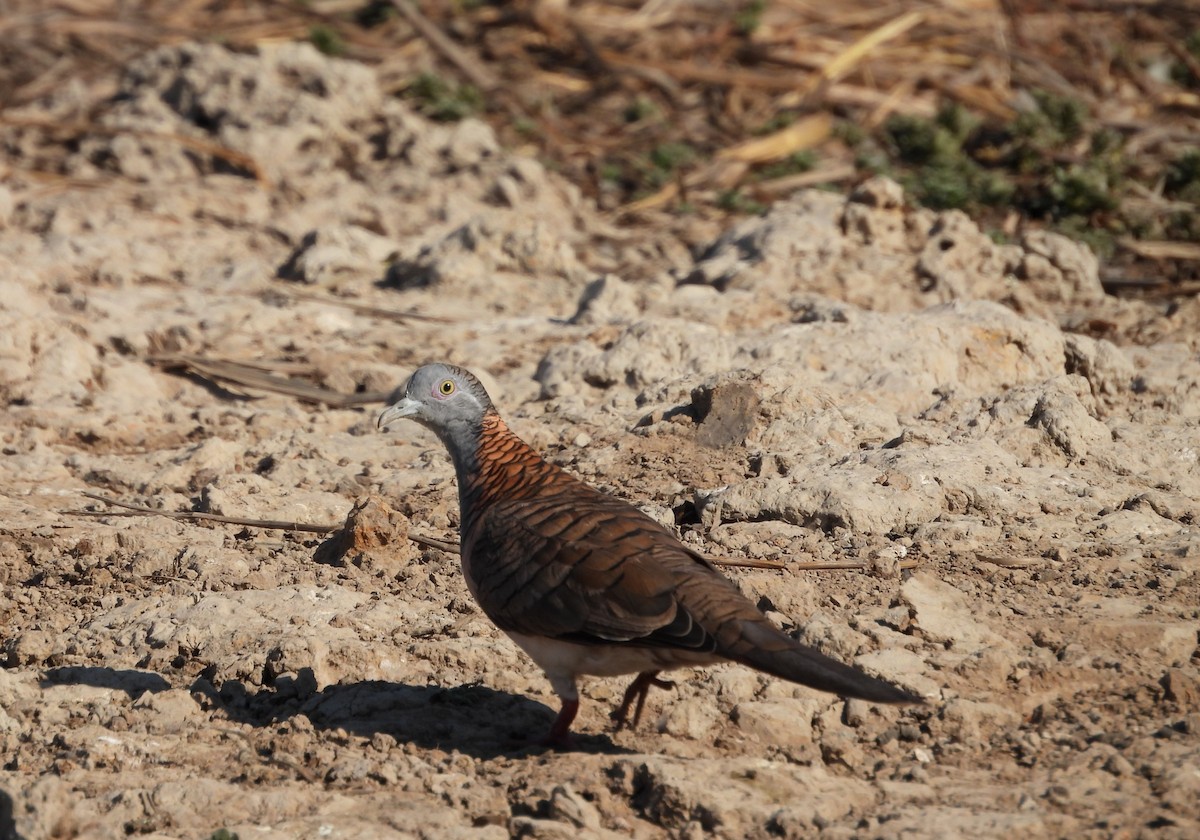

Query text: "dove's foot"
[611, 670, 675, 732]
[538, 698, 579, 749]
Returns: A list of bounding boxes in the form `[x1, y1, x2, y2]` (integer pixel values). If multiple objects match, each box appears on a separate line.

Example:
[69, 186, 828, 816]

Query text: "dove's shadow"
[0, 787, 21, 840]
[203, 675, 633, 759]
[43, 666, 630, 759]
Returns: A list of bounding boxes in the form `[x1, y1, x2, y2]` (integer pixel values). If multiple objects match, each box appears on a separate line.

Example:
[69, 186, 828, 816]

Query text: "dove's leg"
[544, 698, 579, 746]
[541, 672, 580, 747]
[612, 670, 675, 731]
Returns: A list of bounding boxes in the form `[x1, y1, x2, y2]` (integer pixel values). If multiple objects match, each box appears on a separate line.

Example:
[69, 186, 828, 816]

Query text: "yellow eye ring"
[439, 379, 456, 396]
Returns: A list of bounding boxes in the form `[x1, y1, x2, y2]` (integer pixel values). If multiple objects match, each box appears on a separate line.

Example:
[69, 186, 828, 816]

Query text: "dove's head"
[377, 363, 496, 440]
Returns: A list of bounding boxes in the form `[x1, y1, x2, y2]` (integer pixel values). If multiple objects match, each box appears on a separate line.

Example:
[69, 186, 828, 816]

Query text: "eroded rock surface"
[1, 42, 1197, 840]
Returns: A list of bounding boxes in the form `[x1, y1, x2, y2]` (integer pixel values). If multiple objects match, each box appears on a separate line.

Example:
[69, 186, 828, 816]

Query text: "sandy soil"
[1, 43, 1198, 839]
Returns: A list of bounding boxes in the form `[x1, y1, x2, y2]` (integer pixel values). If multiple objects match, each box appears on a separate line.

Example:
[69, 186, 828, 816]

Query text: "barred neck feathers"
[459, 413, 571, 511]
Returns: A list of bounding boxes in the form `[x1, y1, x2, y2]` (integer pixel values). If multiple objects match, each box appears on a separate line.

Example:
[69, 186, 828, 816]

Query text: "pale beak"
[377, 396, 422, 430]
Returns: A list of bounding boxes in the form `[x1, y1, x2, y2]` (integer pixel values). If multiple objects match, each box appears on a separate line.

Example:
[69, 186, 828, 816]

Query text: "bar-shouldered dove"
[378, 363, 923, 745]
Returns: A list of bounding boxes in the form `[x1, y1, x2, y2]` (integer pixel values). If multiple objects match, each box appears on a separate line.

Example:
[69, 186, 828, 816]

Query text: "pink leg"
[611, 671, 675, 731]
[542, 697, 580, 748]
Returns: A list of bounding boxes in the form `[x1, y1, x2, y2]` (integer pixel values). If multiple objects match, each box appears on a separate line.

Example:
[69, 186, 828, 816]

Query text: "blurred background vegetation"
[2, 0, 1198, 296]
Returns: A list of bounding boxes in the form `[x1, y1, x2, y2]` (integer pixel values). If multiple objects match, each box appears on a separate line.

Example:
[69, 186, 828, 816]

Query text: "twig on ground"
[73, 491, 339, 533]
[408, 532, 461, 554]
[791, 559, 920, 571]
[67, 493, 825, 571]
[390, 0, 496, 93]
[285, 291, 454, 324]
[146, 354, 389, 407]
[703, 556, 786, 571]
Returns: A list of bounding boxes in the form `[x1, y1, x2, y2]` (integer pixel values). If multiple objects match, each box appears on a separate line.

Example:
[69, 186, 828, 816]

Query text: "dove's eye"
[439, 379, 456, 396]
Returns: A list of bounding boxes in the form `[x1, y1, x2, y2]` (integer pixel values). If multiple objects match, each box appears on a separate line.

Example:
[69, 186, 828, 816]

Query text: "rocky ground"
[1, 42, 1198, 839]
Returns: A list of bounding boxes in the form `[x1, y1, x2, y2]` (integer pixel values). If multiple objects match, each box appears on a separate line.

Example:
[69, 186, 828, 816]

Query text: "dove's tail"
[724, 618, 925, 704]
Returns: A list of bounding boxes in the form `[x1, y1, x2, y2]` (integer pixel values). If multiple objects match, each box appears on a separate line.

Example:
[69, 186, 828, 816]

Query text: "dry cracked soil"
[1, 42, 1199, 840]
